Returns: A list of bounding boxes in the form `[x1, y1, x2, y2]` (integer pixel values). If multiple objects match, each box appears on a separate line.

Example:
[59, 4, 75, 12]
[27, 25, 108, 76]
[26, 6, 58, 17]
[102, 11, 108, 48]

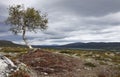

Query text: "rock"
[43, 72, 48, 75]
[76, 69, 81, 71]
[84, 67, 91, 70]
[105, 53, 115, 57]
[17, 63, 27, 71]
[0, 54, 16, 77]
[105, 52, 109, 56]
[85, 58, 94, 62]
[116, 52, 120, 54]
[109, 53, 115, 57]
[16, 62, 39, 77]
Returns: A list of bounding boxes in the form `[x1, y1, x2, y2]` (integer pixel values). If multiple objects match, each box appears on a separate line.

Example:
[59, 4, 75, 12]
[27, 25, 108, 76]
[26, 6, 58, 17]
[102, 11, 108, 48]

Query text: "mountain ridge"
[1, 40, 120, 50]
[0, 40, 23, 47]
[61, 42, 120, 50]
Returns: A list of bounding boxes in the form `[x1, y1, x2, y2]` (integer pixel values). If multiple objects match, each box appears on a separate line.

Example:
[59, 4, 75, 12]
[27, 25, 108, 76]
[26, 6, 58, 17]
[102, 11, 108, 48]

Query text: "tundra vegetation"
[0, 47, 120, 77]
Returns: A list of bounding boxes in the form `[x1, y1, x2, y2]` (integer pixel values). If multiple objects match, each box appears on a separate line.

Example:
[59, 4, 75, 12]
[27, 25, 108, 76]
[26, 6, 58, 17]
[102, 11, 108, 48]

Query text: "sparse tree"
[6, 5, 48, 49]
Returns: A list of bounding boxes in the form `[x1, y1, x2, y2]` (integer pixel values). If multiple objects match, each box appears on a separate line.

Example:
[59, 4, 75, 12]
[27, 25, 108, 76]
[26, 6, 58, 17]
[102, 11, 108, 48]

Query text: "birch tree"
[6, 5, 48, 49]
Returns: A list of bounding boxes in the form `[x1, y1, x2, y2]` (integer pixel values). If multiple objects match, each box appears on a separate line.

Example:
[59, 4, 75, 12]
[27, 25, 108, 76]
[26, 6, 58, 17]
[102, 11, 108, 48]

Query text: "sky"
[1, 0, 120, 45]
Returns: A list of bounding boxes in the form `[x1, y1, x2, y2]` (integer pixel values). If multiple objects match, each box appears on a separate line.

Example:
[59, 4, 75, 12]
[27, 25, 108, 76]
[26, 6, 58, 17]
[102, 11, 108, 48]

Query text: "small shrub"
[84, 62, 96, 67]
[84, 54, 92, 57]
[59, 50, 73, 55]
[76, 54, 81, 56]
[9, 70, 30, 77]
[99, 61, 108, 65]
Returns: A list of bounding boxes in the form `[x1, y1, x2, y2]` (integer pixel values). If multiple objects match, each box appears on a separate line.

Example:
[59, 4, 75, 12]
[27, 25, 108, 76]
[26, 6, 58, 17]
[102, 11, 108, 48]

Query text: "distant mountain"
[1, 40, 120, 51]
[0, 40, 23, 47]
[33, 45, 59, 48]
[61, 42, 120, 50]
[33, 42, 120, 50]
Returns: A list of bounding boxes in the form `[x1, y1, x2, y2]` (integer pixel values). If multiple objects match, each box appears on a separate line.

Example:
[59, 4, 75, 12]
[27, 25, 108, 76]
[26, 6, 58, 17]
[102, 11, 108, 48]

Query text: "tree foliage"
[6, 5, 48, 34]
[6, 5, 48, 49]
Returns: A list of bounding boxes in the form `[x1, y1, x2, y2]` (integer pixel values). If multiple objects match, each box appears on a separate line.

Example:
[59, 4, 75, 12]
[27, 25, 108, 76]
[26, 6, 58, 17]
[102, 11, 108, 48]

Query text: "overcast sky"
[1, 0, 120, 45]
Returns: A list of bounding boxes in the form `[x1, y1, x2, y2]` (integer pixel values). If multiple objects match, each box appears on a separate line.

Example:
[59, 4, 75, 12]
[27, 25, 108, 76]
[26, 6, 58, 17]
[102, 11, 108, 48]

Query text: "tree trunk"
[22, 30, 33, 49]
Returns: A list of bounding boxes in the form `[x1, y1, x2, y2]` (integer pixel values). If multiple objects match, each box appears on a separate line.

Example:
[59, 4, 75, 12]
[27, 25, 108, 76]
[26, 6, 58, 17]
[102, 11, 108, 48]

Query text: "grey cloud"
[1, 0, 120, 45]
[52, 39, 78, 43]
[0, 4, 8, 18]
[0, 22, 10, 33]
[38, 0, 120, 16]
[41, 31, 68, 40]
[0, 33, 21, 41]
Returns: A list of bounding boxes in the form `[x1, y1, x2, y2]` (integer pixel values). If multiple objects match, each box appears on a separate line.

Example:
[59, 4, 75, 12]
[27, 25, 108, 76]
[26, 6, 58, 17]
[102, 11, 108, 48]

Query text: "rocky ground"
[0, 54, 16, 77]
[0, 48, 120, 77]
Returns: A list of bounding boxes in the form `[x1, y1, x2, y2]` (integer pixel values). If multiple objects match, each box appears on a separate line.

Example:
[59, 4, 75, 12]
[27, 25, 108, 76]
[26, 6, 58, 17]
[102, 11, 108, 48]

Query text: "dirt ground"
[19, 49, 120, 77]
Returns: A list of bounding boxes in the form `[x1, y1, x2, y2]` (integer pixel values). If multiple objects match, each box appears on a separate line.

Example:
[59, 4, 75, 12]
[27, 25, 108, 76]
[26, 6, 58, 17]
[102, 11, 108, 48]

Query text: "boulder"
[0, 54, 16, 77]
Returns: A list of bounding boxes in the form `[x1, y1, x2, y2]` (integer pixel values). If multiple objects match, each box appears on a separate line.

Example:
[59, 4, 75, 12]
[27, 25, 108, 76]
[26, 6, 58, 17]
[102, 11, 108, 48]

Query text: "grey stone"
[0, 54, 16, 77]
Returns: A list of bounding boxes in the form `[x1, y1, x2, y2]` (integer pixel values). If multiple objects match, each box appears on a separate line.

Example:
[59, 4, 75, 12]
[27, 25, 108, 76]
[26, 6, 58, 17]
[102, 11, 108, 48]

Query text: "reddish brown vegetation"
[19, 49, 78, 74]
[9, 71, 30, 77]
[18, 49, 120, 77]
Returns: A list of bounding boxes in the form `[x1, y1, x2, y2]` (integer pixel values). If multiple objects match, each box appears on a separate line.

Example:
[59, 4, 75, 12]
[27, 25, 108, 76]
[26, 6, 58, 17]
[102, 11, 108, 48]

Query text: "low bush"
[59, 50, 73, 55]
[84, 62, 96, 67]
[9, 70, 30, 77]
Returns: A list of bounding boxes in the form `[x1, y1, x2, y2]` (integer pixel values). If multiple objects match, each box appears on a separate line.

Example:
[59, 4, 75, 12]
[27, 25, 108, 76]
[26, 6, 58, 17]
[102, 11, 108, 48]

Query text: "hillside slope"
[0, 40, 23, 47]
[17, 49, 120, 77]
[62, 42, 120, 50]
